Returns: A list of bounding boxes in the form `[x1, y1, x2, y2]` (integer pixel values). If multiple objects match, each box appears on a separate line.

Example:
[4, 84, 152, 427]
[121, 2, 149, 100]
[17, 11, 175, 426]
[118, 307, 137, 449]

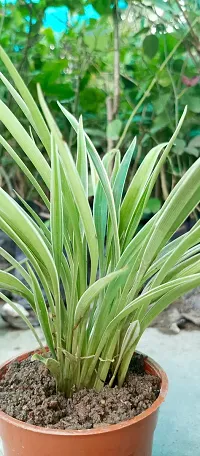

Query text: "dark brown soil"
[0, 355, 160, 430]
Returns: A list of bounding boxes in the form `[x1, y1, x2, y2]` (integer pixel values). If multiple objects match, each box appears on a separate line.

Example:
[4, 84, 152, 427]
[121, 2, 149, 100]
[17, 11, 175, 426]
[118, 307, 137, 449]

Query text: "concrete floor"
[0, 317, 200, 456]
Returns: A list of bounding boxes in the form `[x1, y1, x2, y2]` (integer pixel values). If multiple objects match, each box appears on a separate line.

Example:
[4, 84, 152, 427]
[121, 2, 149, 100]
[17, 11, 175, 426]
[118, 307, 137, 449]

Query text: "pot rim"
[0, 348, 168, 436]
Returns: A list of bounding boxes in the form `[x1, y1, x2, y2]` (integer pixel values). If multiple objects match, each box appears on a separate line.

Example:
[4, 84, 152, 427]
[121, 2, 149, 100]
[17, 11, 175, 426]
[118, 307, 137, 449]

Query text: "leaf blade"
[0, 46, 50, 153]
[51, 137, 63, 276]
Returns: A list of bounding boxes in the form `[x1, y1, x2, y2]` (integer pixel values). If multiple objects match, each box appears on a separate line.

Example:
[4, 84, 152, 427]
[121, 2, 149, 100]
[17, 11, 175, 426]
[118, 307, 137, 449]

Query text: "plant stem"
[167, 68, 178, 127]
[116, 17, 199, 150]
[0, 166, 15, 197]
[177, 87, 189, 100]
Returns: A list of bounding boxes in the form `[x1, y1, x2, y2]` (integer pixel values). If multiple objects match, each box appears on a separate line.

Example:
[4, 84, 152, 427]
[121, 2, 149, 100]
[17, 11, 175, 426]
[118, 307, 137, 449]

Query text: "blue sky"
[43, 5, 100, 33]
[44, 2, 128, 33]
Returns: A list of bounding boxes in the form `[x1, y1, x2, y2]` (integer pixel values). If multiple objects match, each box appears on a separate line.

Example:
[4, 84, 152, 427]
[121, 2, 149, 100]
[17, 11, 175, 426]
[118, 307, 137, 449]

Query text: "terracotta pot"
[0, 349, 168, 456]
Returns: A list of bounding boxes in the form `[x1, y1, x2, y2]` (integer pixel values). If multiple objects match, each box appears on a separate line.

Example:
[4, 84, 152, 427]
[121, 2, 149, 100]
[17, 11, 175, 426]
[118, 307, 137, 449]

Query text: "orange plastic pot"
[0, 349, 168, 456]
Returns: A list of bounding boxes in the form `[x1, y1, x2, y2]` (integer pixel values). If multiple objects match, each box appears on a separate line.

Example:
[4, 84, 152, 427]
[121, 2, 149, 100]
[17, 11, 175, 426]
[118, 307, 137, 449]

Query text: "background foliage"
[0, 0, 199, 214]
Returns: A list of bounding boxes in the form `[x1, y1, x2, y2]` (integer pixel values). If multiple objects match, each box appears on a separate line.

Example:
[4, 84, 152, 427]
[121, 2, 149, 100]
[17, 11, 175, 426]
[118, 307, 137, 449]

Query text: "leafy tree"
[0, 0, 199, 209]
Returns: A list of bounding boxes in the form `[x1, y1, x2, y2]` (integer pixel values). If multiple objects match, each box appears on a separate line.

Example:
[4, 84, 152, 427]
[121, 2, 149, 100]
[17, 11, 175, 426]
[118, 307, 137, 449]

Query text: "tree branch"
[112, 1, 120, 118]
[69, 74, 80, 148]
[174, 0, 200, 55]
[106, 96, 114, 151]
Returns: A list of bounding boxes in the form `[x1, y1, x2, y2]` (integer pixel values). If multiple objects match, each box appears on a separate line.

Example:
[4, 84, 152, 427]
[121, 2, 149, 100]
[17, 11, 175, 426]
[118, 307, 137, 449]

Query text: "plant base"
[0, 350, 168, 456]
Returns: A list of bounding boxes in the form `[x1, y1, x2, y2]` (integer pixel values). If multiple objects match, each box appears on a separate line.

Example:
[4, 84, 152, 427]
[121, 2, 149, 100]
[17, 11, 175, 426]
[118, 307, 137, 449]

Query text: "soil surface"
[0, 355, 160, 430]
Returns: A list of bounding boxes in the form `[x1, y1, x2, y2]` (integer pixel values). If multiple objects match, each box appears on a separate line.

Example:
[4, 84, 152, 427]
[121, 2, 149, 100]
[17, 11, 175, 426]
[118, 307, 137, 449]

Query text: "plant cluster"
[0, 49, 200, 395]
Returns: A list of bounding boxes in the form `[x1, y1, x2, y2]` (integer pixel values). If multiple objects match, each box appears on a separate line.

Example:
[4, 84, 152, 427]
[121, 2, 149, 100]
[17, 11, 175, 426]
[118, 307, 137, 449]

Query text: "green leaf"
[84, 33, 96, 51]
[91, 0, 111, 15]
[110, 320, 140, 379]
[121, 107, 188, 248]
[0, 135, 49, 208]
[173, 139, 186, 156]
[107, 119, 122, 141]
[0, 188, 59, 300]
[38, 87, 99, 285]
[93, 150, 119, 273]
[148, 222, 200, 289]
[58, 103, 120, 267]
[118, 112, 186, 263]
[0, 247, 30, 285]
[0, 72, 35, 128]
[143, 35, 159, 59]
[185, 95, 200, 114]
[115, 320, 140, 387]
[44, 83, 74, 101]
[0, 46, 50, 154]
[172, 58, 184, 73]
[74, 269, 127, 326]
[159, 33, 180, 54]
[120, 143, 167, 238]
[80, 88, 106, 113]
[43, 27, 56, 45]
[14, 193, 51, 243]
[0, 271, 35, 309]
[85, 128, 105, 139]
[28, 265, 56, 358]
[136, 156, 200, 283]
[50, 136, 63, 276]
[2, 41, 200, 393]
[37, 60, 68, 86]
[93, 179, 107, 274]
[154, 93, 171, 115]
[88, 155, 98, 197]
[111, 150, 121, 186]
[185, 146, 199, 157]
[83, 277, 187, 384]
[188, 136, 200, 148]
[144, 198, 161, 215]
[122, 186, 151, 250]
[151, 113, 169, 134]
[77, 116, 88, 197]
[60, 168, 86, 289]
[113, 137, 136, 216]
[0, 215, 52, 295]
[157, 71, 171, 87]
[0, 100, 50, 188]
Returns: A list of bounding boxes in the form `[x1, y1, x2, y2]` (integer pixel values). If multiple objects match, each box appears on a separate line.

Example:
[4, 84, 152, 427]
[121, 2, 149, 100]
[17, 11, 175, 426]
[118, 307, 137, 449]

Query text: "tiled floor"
[0, 318, 200, 455]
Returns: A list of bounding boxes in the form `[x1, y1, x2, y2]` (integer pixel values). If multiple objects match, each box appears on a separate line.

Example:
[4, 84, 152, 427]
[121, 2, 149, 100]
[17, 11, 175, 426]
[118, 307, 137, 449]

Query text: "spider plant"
[0, 47, 200, 396]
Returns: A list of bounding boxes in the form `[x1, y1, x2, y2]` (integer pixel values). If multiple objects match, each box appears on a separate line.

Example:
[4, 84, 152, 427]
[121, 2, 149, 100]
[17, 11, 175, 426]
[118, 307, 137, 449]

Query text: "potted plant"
[0, 47, 200, 456]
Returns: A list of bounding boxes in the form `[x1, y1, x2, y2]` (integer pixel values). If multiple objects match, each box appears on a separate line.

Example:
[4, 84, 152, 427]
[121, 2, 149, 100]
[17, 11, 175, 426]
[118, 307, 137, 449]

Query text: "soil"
[0, 354, 160, 430]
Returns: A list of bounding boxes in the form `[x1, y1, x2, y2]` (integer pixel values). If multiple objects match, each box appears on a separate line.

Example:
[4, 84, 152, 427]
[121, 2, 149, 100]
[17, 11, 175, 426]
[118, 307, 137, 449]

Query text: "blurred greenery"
[0, 0, 199, 217]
